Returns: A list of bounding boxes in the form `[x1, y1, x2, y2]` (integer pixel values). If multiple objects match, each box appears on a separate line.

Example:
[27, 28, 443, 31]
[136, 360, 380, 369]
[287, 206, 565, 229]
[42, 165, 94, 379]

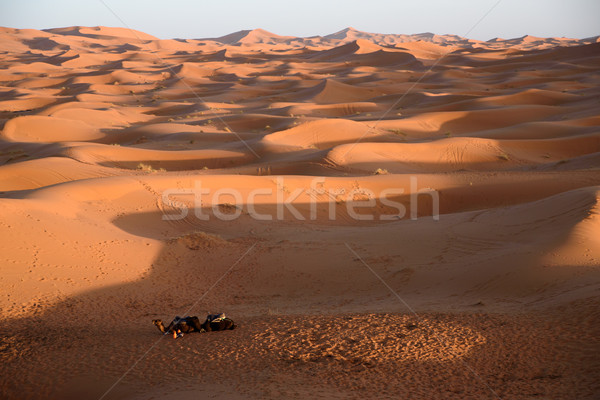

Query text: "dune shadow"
[1, 183, 597, 399]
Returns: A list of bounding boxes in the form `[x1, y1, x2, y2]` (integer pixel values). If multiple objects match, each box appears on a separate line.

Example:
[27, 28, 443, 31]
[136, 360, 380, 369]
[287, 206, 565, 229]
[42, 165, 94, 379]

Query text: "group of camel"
[153, 313, 236, 338]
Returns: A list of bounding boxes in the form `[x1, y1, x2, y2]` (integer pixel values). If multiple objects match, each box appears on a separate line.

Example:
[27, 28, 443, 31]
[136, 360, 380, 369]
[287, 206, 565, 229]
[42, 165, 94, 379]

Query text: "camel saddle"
[206, 312, 226, 323]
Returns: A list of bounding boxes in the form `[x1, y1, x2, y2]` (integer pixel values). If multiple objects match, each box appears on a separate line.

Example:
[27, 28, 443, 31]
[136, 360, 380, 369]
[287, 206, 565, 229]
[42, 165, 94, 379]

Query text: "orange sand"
[0, 26, 599, 399]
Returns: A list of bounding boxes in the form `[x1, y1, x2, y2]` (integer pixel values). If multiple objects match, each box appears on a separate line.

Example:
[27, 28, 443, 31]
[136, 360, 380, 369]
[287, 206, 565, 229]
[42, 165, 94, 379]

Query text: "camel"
[153, 316, 203, 337]
[153, 315, 237, 338]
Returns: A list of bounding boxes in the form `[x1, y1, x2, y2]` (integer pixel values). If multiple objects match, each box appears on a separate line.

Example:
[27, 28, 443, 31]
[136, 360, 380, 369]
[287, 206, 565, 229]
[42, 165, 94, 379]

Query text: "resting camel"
[153, 315, 237, 338]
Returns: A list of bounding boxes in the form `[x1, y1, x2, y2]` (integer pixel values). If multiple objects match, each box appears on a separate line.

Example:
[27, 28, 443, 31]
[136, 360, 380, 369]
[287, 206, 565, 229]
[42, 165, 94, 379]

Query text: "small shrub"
[137, 163, 156, 172]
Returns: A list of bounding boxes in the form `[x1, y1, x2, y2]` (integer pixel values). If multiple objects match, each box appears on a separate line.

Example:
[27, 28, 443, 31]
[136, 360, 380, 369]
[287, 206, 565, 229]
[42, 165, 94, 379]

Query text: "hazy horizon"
[6, 25, 600, 43]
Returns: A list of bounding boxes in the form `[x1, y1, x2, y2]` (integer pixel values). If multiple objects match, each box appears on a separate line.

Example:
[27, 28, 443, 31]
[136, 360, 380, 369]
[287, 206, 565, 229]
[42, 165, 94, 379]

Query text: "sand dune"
[311, 41, 422, 68]
[311, 39, 385, 59]
[262, 119, 377, 149]
[211, 28, 296, 46]
[0, 157, 118, 191]
[0, 25, 599, 399]
[2, 115, 102, 142]
[45, 25, 158, 41]
[326, 133, 600, 173]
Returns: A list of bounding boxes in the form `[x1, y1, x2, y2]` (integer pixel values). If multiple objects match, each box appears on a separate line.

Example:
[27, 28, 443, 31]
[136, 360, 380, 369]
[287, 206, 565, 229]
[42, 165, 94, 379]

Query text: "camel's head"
[152, 319, 168, 334]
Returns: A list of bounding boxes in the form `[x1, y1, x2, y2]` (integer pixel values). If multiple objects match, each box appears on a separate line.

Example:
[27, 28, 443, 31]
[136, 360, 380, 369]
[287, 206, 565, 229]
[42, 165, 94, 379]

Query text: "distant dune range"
[0, 26, 599, 399]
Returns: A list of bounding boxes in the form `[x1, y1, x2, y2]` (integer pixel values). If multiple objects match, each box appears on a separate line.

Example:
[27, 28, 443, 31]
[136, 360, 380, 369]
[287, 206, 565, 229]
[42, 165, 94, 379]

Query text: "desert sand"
[0, 26, 599, 399]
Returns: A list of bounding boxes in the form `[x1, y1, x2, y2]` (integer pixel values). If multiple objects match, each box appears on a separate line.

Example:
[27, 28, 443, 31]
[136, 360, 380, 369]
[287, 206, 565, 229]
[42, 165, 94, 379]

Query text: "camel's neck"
[156, 322, 167, 333]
